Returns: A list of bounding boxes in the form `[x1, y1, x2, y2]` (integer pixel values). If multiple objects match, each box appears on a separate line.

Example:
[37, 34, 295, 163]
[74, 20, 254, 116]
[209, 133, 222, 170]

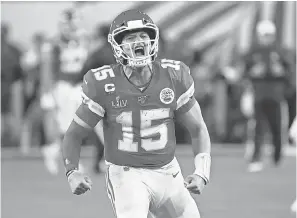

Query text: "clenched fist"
[67, 170, 93, 195]
[184, 174, 206, 194]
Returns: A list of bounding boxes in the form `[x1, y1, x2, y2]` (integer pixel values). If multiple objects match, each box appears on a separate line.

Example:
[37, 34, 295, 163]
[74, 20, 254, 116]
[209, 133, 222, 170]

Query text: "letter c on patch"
[105, 83, 115, 93]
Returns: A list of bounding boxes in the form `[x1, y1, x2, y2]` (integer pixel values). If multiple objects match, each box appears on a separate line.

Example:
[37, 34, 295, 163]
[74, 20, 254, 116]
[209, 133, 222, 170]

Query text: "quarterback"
[62, 10, 211, 218]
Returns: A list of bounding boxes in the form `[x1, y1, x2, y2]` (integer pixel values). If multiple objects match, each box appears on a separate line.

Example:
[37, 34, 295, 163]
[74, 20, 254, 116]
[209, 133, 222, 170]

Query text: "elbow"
[197, 123, 211, 152]
[188, 122, 209, 141]
[196, 122, 209, 137]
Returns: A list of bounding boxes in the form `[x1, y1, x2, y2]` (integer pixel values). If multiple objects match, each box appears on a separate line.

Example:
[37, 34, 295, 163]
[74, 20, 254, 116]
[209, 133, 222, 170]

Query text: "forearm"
[190, 122, 211, 156]
[62, 121, 90, 173]
[176, 100, 212, 183]
[182, 101, 211, 155]
[191, 122, 211, 183]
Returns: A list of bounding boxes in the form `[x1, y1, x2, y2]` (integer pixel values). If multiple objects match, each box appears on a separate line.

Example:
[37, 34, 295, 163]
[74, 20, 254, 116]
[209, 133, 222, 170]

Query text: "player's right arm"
[61, 70, 105, 175]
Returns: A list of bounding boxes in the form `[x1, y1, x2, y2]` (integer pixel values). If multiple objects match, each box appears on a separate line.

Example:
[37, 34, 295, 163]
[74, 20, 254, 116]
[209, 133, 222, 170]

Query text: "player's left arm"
[176, 99, 211, 188]
[176, 99, 211, 158]
[174, 62, 211, 194]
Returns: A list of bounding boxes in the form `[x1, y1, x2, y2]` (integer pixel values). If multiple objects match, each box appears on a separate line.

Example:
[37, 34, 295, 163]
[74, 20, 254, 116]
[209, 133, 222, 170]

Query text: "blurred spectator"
[1, 22, 23, 147]
[164, 38, 194, 67]
[223, 66, 247, 143]
[240, 20, 295, 172]
[212, 65, 247, 143]
[20, 33, 46, 154]
[21, 33, 45, 107]
[191, 50, 215, 136]
[285, 49, 296, 132]
[191, 51, 213, 104]
[287, 89, 296, 130]
[38, 8, 90, 174]
[80, 23, 115, 73]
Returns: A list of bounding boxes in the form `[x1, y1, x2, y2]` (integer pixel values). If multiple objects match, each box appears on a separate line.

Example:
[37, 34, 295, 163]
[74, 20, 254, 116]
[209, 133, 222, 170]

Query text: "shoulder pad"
[161, 59, 193, 111]
[160, 59, 190, 80]
[81, 70, 106, 117]
[160, 59, 182, 71]
[89, 65, 115, 81]
[85, 65, 117, 94]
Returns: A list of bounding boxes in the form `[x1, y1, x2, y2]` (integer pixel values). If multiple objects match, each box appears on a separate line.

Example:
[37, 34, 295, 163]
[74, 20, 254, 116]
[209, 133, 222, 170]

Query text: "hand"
[184, 174, 206, 194]
[67, 170, 93, 195]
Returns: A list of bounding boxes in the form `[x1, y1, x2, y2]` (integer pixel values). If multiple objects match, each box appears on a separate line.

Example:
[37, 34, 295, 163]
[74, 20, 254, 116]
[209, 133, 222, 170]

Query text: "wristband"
[66, 168, 78, 178]
[193, 153, 211, 184]
[64, 158, 78, 177]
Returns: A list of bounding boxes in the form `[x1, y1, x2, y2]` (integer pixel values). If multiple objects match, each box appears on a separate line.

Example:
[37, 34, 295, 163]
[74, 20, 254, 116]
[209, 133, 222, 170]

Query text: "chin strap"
[193, 153, 211, 184]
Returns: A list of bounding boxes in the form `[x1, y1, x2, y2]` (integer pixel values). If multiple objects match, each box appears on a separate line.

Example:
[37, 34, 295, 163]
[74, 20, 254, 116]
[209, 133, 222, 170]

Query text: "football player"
[241, 20, 295, 172]
[39, 8, 91, 174]
[62, 10, 211, 218]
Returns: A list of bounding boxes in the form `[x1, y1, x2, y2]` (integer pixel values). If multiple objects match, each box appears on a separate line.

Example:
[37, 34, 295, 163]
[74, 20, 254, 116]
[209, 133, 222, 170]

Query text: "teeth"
[135, 44, 144, 49]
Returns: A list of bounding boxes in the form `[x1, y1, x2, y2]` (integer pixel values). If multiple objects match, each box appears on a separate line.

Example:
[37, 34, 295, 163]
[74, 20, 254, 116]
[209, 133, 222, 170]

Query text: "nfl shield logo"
[138, 95, 149, 105]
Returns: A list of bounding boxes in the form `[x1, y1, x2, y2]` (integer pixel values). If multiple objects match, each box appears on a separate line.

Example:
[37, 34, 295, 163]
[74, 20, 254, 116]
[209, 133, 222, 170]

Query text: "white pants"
[41, 81, 82, 134]
[105, 157, 200, 218]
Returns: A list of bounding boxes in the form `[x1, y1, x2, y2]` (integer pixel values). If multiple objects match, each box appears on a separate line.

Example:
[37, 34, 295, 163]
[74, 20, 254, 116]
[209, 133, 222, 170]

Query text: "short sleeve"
[80, 70, 105, 118]
[175, 62, 195, 113]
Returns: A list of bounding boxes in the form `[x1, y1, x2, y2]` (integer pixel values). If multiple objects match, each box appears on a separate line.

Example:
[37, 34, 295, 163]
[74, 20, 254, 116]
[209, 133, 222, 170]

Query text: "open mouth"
[134, 46, 145, 57]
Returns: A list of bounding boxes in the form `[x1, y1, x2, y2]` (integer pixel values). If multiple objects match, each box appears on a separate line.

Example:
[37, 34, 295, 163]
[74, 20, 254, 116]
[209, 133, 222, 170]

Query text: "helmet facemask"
[108, 20, 159, 67]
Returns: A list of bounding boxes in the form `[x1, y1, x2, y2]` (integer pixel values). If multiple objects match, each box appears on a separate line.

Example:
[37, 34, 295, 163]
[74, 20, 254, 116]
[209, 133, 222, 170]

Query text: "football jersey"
[243, 45, 293, 101]
[80, 59, 195, 168]
[44, 38, 88, 85]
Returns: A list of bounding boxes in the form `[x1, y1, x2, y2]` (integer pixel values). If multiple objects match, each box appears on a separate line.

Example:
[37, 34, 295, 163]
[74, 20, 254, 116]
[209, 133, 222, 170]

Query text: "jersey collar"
[123, 63, 153, 79]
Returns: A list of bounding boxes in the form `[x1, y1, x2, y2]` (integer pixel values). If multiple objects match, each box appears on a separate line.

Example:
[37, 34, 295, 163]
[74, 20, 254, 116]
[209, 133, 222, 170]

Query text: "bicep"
[175, 99, 206, 136]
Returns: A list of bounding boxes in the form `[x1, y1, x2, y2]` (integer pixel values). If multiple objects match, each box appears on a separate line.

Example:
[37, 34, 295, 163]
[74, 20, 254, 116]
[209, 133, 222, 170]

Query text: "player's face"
[121, 31, 151, 59]
[257, 33, 275, 46]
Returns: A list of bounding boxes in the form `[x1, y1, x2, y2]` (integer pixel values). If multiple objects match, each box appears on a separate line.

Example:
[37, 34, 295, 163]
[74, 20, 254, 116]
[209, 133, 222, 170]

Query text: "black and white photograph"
[1, 1, 296, 218]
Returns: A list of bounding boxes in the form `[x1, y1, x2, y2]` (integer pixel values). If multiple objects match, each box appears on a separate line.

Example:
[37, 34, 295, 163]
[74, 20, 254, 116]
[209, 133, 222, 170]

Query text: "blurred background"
[1, 1, 296, 218]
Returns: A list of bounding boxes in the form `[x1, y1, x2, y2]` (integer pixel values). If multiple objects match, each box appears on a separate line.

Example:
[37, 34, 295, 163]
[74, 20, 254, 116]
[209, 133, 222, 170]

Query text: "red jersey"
[79, 59, 195, 168]
[42, 38, 88, 87]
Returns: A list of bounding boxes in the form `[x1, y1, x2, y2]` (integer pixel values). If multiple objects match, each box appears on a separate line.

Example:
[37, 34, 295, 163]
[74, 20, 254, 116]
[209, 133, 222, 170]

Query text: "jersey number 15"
[116, 108, 170, 152]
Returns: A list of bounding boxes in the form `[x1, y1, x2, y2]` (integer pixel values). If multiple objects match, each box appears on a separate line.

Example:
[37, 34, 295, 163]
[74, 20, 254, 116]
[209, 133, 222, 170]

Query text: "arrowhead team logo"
[160, 88, 175, 104]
